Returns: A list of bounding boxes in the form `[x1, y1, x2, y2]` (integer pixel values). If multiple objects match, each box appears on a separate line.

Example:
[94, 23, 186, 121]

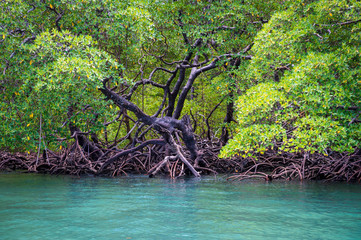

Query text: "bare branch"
[148, 67, 176, 80]
[46, 5, 64, 31]
[104, 111, 122, 126]
[196, 53, 252, 74]
[98, 139, 166, 173]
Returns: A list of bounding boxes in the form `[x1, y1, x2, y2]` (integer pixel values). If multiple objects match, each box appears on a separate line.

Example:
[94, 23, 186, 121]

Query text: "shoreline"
[1, 149, 360, 182]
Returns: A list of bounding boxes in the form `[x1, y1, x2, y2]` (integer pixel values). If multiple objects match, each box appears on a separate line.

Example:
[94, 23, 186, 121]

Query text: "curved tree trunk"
[67, 106, 103, 161]
[99, 78, 200, 177]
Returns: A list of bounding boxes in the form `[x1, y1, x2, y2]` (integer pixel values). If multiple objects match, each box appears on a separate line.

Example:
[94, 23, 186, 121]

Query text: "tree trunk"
[67, 106, 103, 161]
[220, 92, 234, 145]
[99, 78, 200, 177]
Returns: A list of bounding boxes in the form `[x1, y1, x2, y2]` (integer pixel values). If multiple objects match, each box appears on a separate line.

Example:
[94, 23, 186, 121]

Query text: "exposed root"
[227, 149, 361, 182]
[1, 143, 360, 182]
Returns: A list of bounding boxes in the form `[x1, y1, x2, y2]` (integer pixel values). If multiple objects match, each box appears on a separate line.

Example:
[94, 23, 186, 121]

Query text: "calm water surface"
[0, 173, 361, 240]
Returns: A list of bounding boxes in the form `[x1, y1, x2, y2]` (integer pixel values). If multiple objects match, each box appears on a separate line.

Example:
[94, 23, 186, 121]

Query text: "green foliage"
[3, 0, 357, 158]
[221, 0, 361, 158]
[0, 29, 120, 151]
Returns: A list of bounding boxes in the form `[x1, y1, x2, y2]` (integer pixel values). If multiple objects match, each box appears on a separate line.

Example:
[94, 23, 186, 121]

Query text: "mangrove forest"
[1, 0, 360, 181]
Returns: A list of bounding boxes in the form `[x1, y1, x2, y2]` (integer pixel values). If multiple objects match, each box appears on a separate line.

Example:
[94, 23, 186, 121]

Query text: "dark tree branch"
[206, 96, 226, 140]
[196, 53, 252, 74]
[104, 111, 122, 126]
[147, 67, 176, 80]
[336, 106, 359, 111]
[101, 78, 153, 125]
[173, 55, 202, 119]
[46, 5, 64, 31]
[337, 19, 361, 26]
[67, 106, 103, 161]
[100, 77, 199, 164]
[27, 3, 36, 13]
[126, 79, 165, 100]
[171, 49, 252, 120]
[3, 33, 36, 75]
[349, 111, 361, 126]
[152, 87, 169, 118]
[317, 19, 361, 27]
[177, 10, 190, 45]
[167, 68, 184, 113]
[98, 139, 166, 173]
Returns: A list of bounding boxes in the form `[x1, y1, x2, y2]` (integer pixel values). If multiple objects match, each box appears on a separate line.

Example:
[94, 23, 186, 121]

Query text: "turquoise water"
[0, 173, 361, 240]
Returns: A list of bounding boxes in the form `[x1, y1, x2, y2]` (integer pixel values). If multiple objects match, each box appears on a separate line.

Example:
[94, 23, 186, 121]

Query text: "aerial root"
[1, 145, 360, 182]
[227, 149, 361, 182]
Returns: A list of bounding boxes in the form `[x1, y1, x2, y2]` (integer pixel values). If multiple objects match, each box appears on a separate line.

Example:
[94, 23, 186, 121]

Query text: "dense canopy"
[0, 0, 360, 181]
[221, 0, 361, 158]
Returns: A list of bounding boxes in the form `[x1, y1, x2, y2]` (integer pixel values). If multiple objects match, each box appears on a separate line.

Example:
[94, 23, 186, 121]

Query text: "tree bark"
[67, 106, 103, 161]
[220, 92, 234, 145]
[99, 78, 200, 177]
